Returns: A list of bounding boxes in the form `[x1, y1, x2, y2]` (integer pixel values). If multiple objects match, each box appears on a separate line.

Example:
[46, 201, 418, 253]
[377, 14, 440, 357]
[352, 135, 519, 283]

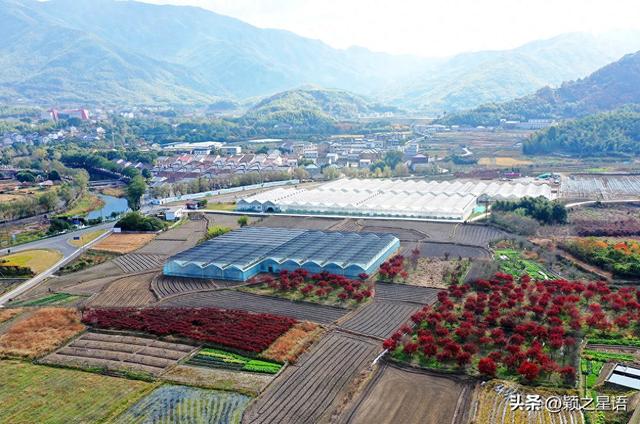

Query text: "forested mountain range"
[441, 51, 640, 126]
[2, 0, 640, 112]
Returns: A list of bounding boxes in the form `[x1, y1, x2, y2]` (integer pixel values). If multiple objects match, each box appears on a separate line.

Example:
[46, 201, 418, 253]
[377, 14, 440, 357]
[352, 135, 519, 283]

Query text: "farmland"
[92, 232, 157, 254]
[344, 363, 473, 424]
[160, 289, 349, 324]
[0, 360, 153, 423]
[243, 331, 379, 424]
[58, 250, 119, 275]
[114, 384, 250, 424]
[82, 307, 296, 352]
[495, 248, 552, 279]
[561, 174, 640, 201]
[339, 300, 422, 339]
[187, 347, 282, 374]
[0, 307, 84, 358]
[13, 292, 81, 307]
[560, 238, 640, 278]
[242, 269, 373, 308]
[42, 331, 196, 376]
[88, 271, 157, 307]
[162, 365, 274, 396]
[261, 321, 323, 363]
[112, 252, 167, 273]
[0, 248, 62, 274]
[151, 274, 222, 298]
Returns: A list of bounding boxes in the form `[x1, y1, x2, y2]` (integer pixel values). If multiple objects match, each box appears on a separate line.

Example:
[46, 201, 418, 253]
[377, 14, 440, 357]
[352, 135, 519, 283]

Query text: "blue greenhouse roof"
[166, 226, 399, 272]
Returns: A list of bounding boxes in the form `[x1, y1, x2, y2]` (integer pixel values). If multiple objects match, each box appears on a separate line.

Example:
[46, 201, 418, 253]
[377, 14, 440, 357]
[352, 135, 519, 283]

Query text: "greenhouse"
[236, 178, 555, 221]
[162, 227, 400, 281]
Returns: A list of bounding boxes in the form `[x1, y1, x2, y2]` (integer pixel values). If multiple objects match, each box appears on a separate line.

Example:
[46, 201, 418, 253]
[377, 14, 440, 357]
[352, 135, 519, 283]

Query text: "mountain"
[441, 51, 640, 126]
[1, 0, 640, 110]
[523, 106, 640, 156]
[241, 88, 398, 132]
[387, 32, 640, 114]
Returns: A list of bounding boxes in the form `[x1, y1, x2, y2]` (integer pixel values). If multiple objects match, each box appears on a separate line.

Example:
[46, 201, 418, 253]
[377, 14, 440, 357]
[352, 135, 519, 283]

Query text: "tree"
[322, 166, 340, 180]
[478, 357, 497, 377]
[383, 150, 404, 169]
[141, 168, 152, 179]
[38, 191, 59, 211]
[237, 216, 249, 227]
[73, 170, 89, 193]
[394, 162, 409, 177]
[122, 167, 141, 178]
[47, 169, 61, 181]
[15, 171, 36, 183]
[126, 175, 147, 211]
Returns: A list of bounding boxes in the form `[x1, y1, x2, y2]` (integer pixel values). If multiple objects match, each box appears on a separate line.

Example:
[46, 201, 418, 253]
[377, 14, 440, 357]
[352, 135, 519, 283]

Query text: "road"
[0, 223, 115, 306]
[1, 221, 115, 258]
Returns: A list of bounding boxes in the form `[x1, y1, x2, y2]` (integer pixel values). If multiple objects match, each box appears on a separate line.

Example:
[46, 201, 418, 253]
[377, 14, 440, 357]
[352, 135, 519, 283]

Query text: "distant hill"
[1, 0, 640, 110]
[523, 106, 640, 156]
[388, 32, 640, 114]
[241, 88, 398, 131]
[441, 51, 640, 126]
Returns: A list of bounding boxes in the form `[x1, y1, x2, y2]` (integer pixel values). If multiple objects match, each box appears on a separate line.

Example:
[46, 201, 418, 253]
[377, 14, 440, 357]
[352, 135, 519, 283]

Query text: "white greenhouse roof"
[237, 178, 554, 221]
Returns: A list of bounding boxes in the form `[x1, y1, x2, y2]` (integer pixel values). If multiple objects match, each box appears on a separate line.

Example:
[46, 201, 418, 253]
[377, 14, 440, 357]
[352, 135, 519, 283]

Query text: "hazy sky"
[141, 0, 640, 57]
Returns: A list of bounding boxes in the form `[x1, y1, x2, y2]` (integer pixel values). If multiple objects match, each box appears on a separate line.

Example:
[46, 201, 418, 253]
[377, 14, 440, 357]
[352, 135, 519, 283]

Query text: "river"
[87, 194, 130, 220]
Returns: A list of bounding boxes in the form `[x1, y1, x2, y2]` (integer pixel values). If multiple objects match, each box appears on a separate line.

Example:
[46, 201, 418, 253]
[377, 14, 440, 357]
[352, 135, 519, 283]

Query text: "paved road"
[1, 221, 115, 258]
[0, 226, 113, 306]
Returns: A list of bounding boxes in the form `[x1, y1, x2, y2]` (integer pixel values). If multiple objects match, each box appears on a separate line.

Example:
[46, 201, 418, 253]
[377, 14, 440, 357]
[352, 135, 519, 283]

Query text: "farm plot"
[42, 331, 196, 376]
[339, 301, 421, 339]
[374, 282, 439, 305]
[88, 271, 157, 307]
[401, 258, 470, 288]
[13, 292, 82, 307]
[162, 365, 274, 396]
[91, 233, 156, 253]
[243, 331, 379, 424]
[262, 321, 323, 364]
[473, 380, 583, 424]
[136, 219, 207, 255]
[0, 360, 152, 423]
[413, 242, 490, 258]
[112, 253, 167, 273]
[561, 174, 640, 201]
[151, 274, 232, 299]
[114, 384, 251, 424]
[159, 290, 349, 324]
[187, 348, 282, 374]
[343, 363, 473, 424]
[0, 307, 84, 358]
[255, 215, 340, 230]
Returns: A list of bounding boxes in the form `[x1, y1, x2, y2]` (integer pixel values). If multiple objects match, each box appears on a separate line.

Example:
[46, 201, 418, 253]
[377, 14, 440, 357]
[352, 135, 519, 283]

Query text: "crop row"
[82, 307, 296, 353]
[188, 348, 282, 374]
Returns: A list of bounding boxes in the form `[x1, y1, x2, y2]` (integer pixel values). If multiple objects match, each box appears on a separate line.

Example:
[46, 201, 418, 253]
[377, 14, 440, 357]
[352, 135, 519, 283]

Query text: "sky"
[141, 0, 640, 57]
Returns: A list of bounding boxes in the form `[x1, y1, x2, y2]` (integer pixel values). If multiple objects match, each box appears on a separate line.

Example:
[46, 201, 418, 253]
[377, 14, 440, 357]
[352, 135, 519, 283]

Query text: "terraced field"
[88, 271, 157, 307]
[374, 282, 439, 305]
[243, 331, 379, 424]
[42, 331, 196, 376]
[159, 290, 349, 324]
[112, 253, 167, 273]
[343, 363, 473, 424]
[115, 384, 250, 424]
[338, 301, 421, 339]
[151, 274, 239, 299]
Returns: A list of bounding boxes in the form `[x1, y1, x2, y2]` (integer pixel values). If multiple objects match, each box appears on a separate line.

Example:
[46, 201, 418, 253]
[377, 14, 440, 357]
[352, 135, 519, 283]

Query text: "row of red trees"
[385, 273, 640, 384]
[259, 269, 372, 302]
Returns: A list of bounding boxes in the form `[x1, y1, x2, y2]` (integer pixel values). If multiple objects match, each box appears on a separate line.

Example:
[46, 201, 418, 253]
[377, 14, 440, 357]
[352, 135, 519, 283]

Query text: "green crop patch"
[188, 348, 282, 374]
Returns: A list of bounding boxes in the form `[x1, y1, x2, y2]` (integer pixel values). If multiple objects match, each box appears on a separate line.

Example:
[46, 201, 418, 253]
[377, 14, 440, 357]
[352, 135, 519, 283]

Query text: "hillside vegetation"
[523, 107, 640, 156]
[442, 50, 640, 126]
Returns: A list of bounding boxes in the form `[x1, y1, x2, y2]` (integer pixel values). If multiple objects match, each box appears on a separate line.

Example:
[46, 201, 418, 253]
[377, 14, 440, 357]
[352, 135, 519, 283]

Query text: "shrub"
[115, 212, 167, 232]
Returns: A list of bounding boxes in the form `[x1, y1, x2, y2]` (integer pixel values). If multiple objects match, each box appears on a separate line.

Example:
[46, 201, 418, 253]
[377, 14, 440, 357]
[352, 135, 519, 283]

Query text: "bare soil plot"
[402, 258, 461, 288]
[343, 363, 473, 424]
[162, 364, 274, 396]
[60, 275, 122, 296]
[374, 282, 439, 304]
[136, 219, 207, 255]
[159, 289, 349, 324]
[41, 331, 196, 376]
[339, 301, 421, 339]
[88, 271, 157, 307]
[411, 241, 490, 258]
[243, 331, 379, 424]
[91, 233, 156, 253]
[151, 274, 230, 299]
[0, 307, 84, 358]
[255, 215, 341, 230]
[203, 212, 260, 229]
[112, 253, 166, 273]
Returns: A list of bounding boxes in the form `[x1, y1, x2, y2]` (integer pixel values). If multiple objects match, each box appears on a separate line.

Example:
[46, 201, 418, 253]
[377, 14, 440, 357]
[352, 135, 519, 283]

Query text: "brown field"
[0, 308, 84, 358]
[0, 308, 23, 324]
[344, 363, 473, 424]
[42, 331, 196, 376]
[92, 233, 156, 254]
[88, 271, 157, 307]
[261, 321, 323, 363]
[478, 157, 533, 166]
[403, 258, 461, 288]
[162, 365, 273, 396]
